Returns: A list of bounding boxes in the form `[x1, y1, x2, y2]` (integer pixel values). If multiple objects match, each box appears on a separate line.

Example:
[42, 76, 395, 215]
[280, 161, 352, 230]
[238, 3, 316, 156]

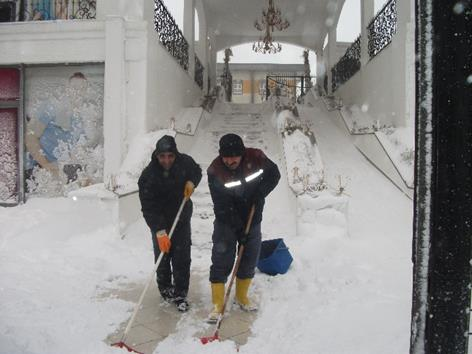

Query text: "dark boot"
[160, 287, 175, 303]
[174, 297, 189, 312]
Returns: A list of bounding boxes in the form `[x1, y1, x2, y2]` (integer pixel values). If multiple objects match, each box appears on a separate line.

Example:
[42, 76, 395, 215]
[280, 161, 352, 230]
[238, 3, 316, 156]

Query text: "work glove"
[156, 230, 171, 253]
[184, 181, 195, 199]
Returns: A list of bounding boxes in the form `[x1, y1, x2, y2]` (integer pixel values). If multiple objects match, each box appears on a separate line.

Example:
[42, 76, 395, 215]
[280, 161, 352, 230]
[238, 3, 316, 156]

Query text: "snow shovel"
[112, 196, 188, 354]
[200, 204, 256, 344]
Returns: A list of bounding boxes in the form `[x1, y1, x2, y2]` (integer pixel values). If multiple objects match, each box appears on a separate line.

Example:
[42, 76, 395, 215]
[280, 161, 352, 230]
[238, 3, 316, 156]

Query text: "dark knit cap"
[219, 133, 245, 157]
[155, 135, 178, 154]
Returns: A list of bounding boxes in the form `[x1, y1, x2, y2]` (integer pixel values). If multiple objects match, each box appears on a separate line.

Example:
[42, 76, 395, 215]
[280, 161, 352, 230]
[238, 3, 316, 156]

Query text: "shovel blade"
[111, 341, 144, 354]
[200, 333, 219, 344]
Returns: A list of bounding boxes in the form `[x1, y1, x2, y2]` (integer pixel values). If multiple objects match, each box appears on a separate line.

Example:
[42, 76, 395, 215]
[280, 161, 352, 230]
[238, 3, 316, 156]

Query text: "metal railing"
[265, 75, 316, 100]
[154, 0, 189, 71]
[0, 0, 96, 21]
[194, 55, 204, 89]
[368, 0, 397, 59]
[331, 35, 361, 92]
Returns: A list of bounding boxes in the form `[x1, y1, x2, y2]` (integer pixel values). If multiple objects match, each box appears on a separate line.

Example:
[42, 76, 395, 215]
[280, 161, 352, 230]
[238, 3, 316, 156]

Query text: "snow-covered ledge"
[274, 108, 349, 238]
[68, 129, 176, 235]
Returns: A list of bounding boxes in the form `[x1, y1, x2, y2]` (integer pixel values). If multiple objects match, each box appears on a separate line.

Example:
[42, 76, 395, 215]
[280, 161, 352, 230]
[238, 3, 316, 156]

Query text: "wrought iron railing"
[5, 0, 97, 21]
[331, 35, 361, 92]
[265, 75, 316, 100]
[194, 55, 204, 89]
[367, 0, 397, 58]
[154, 0, 189, 71]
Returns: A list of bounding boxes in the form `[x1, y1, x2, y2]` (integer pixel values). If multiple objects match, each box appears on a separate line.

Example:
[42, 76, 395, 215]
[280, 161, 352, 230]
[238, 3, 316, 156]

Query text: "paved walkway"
[106, 102, 295, 353]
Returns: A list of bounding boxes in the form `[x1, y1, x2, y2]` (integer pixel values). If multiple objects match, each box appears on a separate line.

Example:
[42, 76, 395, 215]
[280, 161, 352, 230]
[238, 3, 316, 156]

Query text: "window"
[0, 68, 21, 204]
[233, 80, 243, 95]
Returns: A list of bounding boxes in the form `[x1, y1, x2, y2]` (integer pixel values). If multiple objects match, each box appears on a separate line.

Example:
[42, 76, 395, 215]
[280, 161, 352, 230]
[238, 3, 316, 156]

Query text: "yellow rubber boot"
[208, 283, 225, 323]
[235, 278, 258, 312]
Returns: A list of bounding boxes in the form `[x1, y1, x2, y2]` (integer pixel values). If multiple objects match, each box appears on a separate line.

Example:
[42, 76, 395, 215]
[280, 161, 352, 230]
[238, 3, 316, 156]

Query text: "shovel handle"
[118, 197, 187, 344]
[213, 204, 256, 334]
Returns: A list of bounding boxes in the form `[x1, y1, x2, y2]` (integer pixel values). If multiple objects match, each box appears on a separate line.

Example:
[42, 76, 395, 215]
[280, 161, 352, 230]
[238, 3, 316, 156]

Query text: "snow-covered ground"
[0, 98, 413, 354]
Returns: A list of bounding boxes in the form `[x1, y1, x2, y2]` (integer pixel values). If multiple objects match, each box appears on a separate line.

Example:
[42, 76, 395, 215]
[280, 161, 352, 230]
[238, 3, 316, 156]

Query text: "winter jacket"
[138, 151, 202, 235]
[207, 148, 280, 231]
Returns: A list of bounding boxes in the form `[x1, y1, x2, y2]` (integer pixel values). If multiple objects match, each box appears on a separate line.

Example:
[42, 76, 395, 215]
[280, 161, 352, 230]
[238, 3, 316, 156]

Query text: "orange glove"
[156, 230, 171, 253]
[184, 181, 195, 199]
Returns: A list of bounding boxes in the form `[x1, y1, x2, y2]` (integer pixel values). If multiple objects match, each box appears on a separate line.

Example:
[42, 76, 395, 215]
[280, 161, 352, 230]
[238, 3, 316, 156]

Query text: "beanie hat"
[219, 133, 245, 157]
[155, 135, 178, 154]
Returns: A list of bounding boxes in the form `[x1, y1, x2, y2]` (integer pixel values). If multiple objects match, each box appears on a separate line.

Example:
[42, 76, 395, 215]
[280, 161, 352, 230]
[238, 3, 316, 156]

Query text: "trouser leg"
[209, 221, 262, 283]
[171, 220, 191, 298]
[209, 220, 237, 283]
[236, 223, 261, 279]
[151, 231, 173, 296]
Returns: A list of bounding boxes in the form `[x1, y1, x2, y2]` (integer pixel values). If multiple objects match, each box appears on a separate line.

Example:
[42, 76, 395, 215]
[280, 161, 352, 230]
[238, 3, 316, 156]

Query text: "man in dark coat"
[207, 133, 280, 322]
[138, 135, 202, 312]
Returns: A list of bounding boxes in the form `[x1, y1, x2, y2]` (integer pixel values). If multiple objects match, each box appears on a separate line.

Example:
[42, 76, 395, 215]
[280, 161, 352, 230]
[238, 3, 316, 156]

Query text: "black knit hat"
[219, 133, 245, 157]
[155, 135, 178, 154]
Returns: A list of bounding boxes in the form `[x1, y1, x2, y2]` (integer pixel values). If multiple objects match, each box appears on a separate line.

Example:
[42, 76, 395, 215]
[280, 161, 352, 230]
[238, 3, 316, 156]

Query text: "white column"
[208, 31, 217, 92]
[103, 16, 126, 186]
[184, 0, 195, 79]
[327, 26, 337, 95]
[315, 49, 325, 92]
[250, 70, 255, 103]
[361, 0, 374, 66]
[196, 0, 209, 93]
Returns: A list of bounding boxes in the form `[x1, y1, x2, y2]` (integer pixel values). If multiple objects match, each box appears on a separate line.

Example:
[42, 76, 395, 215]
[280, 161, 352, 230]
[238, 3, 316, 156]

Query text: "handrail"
[331, 35, 361, 92]
[153, 0, 189, 71]
[367, 0, 397, 59]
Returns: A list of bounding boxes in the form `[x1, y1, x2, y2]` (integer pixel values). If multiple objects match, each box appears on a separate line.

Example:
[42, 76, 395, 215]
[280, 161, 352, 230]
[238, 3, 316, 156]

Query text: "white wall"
[145, 37, 203, 131]
[0, 21, 105, 64]
[334, 1, 414, 128]
[0, 0, 204, 180]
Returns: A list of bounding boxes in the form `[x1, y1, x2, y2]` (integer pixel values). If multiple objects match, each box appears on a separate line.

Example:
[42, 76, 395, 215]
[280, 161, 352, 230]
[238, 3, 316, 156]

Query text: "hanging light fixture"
[253, 0, 290, 54]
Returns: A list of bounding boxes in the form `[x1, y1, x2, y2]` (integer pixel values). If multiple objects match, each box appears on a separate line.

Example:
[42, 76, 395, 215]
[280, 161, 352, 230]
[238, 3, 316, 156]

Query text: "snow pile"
[375, 127, 415, 188]
[0, 197, 151, 354]
[114, 129, 175, 194]
[275, 110, 325, 195]
[340, 104, 377, 134]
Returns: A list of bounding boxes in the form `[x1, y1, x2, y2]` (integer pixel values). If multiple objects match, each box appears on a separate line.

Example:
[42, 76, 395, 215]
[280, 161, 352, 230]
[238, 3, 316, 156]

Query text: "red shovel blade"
[111, 341, 144, 354]
[200, 333, 219, 344]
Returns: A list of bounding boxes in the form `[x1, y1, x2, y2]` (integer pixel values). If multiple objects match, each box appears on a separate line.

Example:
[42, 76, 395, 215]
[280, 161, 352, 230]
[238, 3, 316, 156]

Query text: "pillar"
[184, 0, 195, 77]
[360, 0, 374, 65]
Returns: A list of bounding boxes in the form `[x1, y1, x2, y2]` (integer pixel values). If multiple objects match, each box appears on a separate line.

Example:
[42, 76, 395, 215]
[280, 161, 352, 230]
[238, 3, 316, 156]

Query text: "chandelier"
[253, 0, 290, 54]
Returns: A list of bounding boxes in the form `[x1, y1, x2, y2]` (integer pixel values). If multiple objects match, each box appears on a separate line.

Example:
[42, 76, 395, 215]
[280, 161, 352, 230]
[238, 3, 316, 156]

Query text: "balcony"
[0, 0, 96, 22]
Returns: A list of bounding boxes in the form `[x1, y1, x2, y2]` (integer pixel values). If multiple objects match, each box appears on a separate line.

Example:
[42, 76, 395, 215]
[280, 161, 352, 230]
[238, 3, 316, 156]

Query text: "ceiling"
[201, 0, 346, 52]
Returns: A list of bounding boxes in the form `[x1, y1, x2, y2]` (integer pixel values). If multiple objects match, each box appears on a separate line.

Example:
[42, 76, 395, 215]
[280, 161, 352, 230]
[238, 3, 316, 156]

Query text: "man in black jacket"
[138, 135, 202, 312]
[207, 133, 280, 322]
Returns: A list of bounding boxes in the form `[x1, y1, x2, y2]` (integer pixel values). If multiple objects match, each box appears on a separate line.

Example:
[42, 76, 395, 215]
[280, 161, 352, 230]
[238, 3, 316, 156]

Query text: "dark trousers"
[209, 220, 262, 283]
[151, 219, 191, 299]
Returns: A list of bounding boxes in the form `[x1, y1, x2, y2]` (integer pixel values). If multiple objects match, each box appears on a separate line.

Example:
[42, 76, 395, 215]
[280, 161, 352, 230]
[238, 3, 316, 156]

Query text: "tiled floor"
[105, 274, 256, 354]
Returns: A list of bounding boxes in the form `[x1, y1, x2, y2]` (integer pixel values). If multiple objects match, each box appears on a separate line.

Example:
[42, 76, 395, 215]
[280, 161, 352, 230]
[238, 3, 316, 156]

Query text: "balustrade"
[194, 55, 204, 89]
[154, 0, 189, 71]
[331, 35, 361, 92]
[2, 0, 97, 21]
[368, 0, 397, 58]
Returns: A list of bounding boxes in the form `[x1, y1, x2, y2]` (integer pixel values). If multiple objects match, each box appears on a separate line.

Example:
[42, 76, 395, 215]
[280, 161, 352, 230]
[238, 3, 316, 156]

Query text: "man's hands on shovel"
[156, 230, 171, 253]
[156, 182, 194, 254]
[184, 181, 195, 200]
